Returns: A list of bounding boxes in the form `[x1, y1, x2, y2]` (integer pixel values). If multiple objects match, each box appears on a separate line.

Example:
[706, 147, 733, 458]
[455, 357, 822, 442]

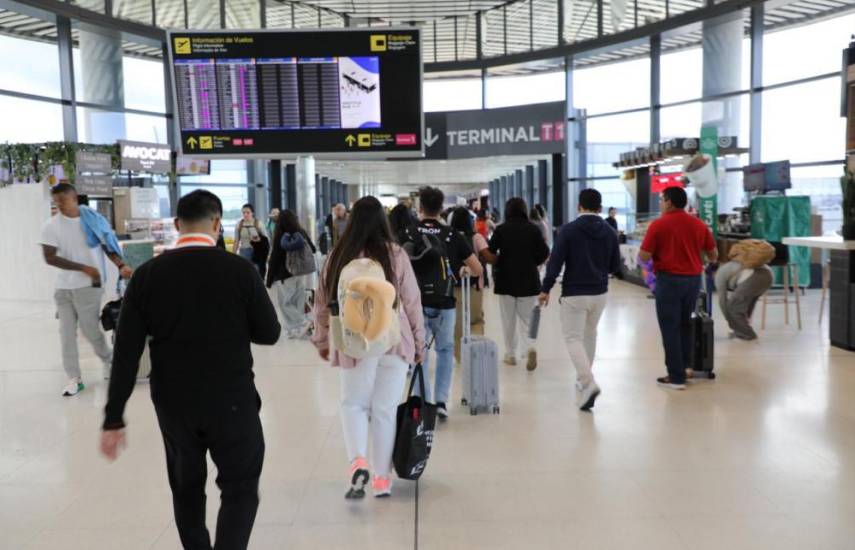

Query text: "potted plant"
[842, 164, 855, 240]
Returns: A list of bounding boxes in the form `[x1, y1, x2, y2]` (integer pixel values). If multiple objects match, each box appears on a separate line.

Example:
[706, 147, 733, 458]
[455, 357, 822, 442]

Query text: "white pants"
[339, 354, 409, 478]
[275, 276, 307, 332]
[498, 295, 537, 358]
[559, 294, 608, 386]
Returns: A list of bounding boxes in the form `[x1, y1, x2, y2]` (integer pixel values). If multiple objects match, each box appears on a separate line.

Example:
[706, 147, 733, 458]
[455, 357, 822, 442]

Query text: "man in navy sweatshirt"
[538, 189, 622, 411]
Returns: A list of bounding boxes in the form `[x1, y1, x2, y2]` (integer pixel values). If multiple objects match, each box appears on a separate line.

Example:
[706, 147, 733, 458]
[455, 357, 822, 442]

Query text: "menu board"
[168, 29, 422, 158]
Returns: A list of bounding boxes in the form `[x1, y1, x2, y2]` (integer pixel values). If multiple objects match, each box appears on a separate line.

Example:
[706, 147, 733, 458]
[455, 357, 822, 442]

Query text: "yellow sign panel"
[357, 134, 371, 148]
[370, 35, 387, 52]
[173, 37, 192, 54]
[199, 136, 213, 150]
[345, 135, 356, 147]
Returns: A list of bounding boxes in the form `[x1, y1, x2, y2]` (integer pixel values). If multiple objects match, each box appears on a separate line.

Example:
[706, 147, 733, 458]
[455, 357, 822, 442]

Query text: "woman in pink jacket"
[313, 196, 426, 499]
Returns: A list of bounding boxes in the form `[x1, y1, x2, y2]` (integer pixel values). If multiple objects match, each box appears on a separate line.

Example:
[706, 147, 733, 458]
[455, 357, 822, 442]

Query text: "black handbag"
[393, 363, 437, 480]
[100, 298, 122, 331]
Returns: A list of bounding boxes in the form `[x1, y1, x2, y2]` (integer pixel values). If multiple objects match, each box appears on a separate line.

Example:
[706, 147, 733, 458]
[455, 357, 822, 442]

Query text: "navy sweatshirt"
[541, 214, 622, 297]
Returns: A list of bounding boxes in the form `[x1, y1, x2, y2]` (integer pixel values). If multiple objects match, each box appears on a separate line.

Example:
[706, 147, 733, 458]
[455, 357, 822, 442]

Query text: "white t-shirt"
[40, 214, 104, 290]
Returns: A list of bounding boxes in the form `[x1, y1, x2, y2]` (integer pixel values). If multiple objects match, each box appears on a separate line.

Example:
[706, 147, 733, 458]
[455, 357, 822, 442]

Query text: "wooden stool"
[760, 243, 802, 330]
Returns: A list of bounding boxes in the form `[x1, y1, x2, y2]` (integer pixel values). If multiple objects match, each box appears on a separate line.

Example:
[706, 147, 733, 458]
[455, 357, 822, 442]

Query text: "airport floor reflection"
[1, 281, 854, 550]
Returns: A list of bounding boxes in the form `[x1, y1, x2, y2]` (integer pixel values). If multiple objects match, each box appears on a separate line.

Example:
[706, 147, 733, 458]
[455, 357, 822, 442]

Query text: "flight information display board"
[167, 29, 423, 158]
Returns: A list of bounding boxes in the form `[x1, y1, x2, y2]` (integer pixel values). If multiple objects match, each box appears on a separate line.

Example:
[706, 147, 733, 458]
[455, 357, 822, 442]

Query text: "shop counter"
[783, 236, 855, 351]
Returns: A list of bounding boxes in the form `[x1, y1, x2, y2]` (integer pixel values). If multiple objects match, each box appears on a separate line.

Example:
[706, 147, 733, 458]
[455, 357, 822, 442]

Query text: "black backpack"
[400, 224, 455, 307]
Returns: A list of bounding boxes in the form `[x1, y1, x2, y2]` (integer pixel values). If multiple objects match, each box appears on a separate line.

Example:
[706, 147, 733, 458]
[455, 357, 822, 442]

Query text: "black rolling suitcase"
[690, 289, 715, 379]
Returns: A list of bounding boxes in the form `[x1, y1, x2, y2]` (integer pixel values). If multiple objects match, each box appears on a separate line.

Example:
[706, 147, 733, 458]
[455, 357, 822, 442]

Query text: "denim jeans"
[422, 306, 456, 405]
[654, 272, 701, 384]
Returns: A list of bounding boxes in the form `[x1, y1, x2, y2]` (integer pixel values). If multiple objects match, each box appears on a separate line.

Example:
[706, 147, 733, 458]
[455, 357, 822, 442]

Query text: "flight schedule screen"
[168, 30, 422, 157]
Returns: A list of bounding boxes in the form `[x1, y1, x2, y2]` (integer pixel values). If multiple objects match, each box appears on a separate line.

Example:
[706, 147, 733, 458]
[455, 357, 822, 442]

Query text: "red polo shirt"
[640, 210, 715, 275]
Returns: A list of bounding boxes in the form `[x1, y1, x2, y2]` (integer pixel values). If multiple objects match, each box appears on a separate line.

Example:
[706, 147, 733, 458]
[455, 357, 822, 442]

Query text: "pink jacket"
[312, 244, 426, 368]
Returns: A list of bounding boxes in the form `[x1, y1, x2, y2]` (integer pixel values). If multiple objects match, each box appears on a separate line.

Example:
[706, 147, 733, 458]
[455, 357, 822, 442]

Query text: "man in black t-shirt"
[414, 187, 482, 420]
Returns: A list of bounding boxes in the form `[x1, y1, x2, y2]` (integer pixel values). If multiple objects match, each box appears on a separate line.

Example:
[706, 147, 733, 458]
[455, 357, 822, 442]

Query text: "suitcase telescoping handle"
[462, 272, 471, 343]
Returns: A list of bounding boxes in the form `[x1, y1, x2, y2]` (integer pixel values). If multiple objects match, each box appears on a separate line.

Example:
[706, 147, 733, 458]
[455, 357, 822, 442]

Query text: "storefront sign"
[76, 175, 113, 197]
[651, 173, 685, 193]
[698, 126, 719, 239]
[75, 151, 112, 174]
[118, 140, 172, 173]
[425, 102, 565, 160]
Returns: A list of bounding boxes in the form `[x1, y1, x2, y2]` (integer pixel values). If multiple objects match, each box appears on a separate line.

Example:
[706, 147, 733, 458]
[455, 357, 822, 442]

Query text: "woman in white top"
[233, 203, 267, 271]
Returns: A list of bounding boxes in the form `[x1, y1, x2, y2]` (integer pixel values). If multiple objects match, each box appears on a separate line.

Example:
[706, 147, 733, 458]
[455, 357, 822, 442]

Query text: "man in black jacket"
[100, 190, 281, 550]
[539, 189, 621, 412]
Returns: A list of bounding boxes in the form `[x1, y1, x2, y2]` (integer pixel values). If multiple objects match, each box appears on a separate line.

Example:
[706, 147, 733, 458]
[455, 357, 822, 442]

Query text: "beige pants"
[453, 285, 485, 362]
[559, 294, 608, 386]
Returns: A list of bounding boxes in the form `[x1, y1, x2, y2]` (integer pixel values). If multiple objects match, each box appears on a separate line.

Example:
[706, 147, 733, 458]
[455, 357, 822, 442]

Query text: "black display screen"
[167, 29, 423, 158]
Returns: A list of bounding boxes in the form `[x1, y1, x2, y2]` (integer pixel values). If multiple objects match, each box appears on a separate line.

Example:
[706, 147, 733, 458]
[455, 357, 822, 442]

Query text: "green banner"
[699, 126, 719, 239]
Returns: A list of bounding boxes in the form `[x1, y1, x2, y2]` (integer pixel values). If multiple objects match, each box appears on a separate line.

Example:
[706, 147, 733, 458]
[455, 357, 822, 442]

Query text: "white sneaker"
[62, 378, 84, 397]
[503, 354, 517, 366]
[578, 382, 601, 411]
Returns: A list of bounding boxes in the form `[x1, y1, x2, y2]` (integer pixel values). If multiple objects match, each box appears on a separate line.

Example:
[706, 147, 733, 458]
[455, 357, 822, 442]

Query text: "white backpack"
[329, 258, 401, 359]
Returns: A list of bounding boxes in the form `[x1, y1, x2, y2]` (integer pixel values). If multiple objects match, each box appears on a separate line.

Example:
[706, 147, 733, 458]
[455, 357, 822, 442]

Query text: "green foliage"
[0, 141, 120, 186]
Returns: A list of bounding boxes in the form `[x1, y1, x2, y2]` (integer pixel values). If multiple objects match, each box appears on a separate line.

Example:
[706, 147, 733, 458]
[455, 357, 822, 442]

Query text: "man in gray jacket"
[715, 261, 773, 341]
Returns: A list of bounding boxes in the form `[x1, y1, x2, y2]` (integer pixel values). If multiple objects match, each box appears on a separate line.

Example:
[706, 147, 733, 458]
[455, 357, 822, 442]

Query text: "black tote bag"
[393, 363, 437, 480]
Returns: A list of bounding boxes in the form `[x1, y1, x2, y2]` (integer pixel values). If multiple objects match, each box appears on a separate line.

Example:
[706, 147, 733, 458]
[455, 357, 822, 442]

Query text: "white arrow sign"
[424, 127, 439, 148]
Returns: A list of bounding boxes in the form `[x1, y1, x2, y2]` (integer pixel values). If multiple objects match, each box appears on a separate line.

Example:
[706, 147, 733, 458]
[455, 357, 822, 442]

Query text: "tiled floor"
[1, 281, 853, 549]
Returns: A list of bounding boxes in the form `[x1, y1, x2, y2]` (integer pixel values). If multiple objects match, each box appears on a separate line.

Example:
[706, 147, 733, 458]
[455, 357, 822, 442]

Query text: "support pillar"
[78, 25, 126, 142]
[701, 11, 743, 214]
[296, 156, 316, 241]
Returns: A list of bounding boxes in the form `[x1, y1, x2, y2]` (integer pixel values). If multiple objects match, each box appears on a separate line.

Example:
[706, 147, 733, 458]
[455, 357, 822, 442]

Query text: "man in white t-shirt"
[40, 184, 133, 396]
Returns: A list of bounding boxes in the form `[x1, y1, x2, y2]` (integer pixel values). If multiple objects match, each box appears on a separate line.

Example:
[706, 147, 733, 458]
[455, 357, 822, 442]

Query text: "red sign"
[233, 139, 243, 146]
[396, 134, 417, 146]
[651, 173, 685, 193]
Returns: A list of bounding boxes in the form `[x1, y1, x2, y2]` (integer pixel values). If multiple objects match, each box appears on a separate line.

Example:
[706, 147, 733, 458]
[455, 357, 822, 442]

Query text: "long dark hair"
[505, 197, 529, 222]
[450, 207, 474, 237]
[324, 196, 396, 298]
[388, 203, 416, 238]
[272, 209, 304, 253]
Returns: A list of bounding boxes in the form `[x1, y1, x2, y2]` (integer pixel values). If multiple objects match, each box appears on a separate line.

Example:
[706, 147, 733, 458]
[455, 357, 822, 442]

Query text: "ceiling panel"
[315, 155, 549, 187]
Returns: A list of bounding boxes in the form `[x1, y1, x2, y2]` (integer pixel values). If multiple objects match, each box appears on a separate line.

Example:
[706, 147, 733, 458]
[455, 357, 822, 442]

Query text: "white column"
[296, 156, 317, 241]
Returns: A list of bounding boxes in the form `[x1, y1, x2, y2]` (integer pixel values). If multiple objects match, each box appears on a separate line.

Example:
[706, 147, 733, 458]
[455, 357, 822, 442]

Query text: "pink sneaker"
[345, 457, 369, 499]
[372, 476, 392, 498]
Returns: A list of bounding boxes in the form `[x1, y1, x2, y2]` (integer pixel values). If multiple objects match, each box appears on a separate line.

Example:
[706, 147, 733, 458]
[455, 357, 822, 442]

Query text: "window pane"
[574, 56, 650, 114]
[424, 78, 482, 112]
[180, 160, 248, 185]
[661, 102, 701, 141]
[789, 165, 844, 235]
[660, 48, 702, 104]
[0, 96, 64, 142]
[486, 71, 565, 108]
[187, 0, 221, 29]
[587, 110, 649, 178]
[225, 0, 260, 28]
[114, 0, 152, 24]
[76, 0, 106, 14]
[762, 77, 844, 164]
[156, 0, 186, 29]
[763, 13, 855, 86]
[123, 57, 166, 113]
[76, 107, 168, 144]
[0, 35, 61, 99]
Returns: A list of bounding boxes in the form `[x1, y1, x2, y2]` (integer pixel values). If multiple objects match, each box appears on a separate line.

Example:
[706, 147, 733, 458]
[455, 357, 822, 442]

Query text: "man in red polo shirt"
[639, 186, 717, 390]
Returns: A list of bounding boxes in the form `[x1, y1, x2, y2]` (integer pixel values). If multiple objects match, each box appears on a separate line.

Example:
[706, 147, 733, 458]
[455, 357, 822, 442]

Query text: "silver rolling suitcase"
[459, 276, 500, 415]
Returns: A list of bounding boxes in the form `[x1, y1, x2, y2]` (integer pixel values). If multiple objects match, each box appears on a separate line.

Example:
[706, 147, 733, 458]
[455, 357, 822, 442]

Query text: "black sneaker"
[656, 376, 687, 390]
[436, 402, 448, 421]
